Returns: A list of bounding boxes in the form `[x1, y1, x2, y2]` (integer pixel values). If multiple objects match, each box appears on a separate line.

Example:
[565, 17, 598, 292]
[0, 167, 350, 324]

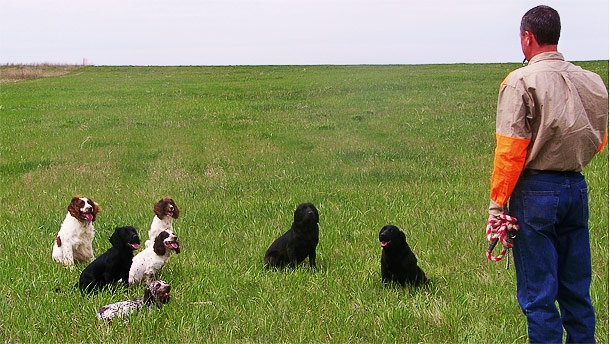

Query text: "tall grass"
[0, 64, 81, 83]
[0, 62, 607, 342]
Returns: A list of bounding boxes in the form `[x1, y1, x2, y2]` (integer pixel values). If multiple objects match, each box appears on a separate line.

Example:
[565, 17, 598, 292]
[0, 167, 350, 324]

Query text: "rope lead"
[486, 214, 519, 265]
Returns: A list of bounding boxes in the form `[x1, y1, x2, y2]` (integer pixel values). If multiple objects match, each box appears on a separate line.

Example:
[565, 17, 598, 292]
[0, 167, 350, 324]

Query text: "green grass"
[0, 62, 607, 343]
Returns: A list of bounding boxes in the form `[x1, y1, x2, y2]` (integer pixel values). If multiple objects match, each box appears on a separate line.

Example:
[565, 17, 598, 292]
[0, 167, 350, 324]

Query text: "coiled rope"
[486, 214, 519, 268]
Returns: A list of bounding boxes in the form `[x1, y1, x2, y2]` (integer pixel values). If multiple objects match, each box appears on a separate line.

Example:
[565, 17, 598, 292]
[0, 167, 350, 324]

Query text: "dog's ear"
[171, 199, 179, 219]
[153, 231, 169, 255]
[144, 287, 152, 304]
[293, 205, 304, 223]
[153, 199, 165, 219]
[90, 199, 101, 222]
[109, 227, 122, 247]
[313, 206, 319, 224]
[68, 197, 81, 218]
[396, 229, 406, 243]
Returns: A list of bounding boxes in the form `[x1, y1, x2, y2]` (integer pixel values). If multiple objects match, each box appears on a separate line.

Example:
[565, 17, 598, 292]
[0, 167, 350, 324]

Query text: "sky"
[0, 0, 608, 66]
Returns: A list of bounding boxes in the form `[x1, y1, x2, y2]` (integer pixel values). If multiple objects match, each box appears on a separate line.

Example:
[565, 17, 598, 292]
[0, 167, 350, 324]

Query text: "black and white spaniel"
[129, 230, 180, 285]
[52, 196, 101, 268]
[145, 197, 179, 249]
[97, 280, 171, 320]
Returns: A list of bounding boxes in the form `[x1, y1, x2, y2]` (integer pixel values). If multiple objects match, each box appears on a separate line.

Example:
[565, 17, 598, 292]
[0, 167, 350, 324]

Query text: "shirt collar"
[528, 51, 565, 64]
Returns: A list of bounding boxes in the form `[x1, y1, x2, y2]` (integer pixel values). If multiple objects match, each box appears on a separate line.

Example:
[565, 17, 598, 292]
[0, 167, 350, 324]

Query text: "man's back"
[497, 51, 608, 172]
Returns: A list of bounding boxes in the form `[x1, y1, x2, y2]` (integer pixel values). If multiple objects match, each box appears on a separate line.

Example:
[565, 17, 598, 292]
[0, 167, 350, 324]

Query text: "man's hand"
[486, 214, 519, 242]
[487, 214, 500, 234]
[488, 199, 508, 234]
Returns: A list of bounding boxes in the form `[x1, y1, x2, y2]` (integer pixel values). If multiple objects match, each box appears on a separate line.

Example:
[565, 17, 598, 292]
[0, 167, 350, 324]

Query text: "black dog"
[78, 226, 141, 293]
[264, 202, 319, 269]
[379, 225, 427, 287]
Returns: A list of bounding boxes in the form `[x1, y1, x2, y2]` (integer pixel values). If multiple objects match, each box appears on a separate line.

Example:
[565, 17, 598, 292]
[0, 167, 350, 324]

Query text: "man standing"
[487, 5, 608, 343]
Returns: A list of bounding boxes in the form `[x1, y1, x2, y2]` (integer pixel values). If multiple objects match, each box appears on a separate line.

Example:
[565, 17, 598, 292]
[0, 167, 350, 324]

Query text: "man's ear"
[523, 30, 537, 46]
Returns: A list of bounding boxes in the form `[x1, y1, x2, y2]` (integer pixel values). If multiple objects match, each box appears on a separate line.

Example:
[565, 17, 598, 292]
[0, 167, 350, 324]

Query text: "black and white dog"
[379, 225, 427, 287]
[264, 202, 319, 269]
[78, 226, 140, 293]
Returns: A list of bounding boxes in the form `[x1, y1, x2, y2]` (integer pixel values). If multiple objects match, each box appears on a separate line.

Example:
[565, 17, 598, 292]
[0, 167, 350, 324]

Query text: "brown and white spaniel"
[52, 196, 101, 267]
[144, 197, 179, 248]
[129, 230, 180, 285]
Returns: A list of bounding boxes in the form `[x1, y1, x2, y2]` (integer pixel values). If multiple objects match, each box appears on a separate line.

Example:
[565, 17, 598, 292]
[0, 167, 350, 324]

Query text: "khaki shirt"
[496, 51, 608, 172]
[489, 52, 608, 215]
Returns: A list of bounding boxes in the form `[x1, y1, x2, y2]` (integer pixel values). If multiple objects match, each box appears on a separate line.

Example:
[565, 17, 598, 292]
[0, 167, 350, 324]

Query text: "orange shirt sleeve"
[490, 133, 531, 207]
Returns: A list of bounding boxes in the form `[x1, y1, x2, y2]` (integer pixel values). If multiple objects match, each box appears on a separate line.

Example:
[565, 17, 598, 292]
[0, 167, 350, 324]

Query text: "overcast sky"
[1, 0, 608, 66]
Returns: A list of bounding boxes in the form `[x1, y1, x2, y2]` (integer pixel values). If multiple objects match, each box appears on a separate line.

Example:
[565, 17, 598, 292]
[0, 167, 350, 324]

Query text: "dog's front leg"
[143, 270, 155, 285]
[380, 264, 392, 285]
[62, 243, 75, 269]
[120, 271, 131, 286]
[83, 242, 94, 263]
[287, 248, 298, 268]
[308, 250, 316, 267]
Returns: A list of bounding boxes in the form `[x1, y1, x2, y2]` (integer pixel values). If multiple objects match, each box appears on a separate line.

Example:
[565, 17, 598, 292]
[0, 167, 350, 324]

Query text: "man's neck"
[528, 45, 558, 61]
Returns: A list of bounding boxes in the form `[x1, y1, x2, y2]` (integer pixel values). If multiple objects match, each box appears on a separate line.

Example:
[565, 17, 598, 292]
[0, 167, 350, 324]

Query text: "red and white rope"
[486, 214, 519, 262]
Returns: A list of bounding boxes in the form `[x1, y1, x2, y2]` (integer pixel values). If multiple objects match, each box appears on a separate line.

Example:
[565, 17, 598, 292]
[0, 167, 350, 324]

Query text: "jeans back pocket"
[523, 191, 559, 232]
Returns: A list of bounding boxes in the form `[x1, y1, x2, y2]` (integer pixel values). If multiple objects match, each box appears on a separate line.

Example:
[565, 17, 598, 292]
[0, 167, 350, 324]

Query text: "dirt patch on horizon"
[0, 64, 82, 83]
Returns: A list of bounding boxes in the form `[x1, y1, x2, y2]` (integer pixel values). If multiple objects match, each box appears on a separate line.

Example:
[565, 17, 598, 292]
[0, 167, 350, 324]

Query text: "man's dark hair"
[520, 5, 561, 45]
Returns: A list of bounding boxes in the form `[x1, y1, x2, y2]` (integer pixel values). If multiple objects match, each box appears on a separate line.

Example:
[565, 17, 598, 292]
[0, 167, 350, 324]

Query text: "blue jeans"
[509, 171, 596, 344]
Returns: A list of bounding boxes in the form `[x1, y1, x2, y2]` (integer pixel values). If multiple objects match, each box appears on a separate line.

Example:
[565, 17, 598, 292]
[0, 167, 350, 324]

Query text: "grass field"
[0, 62, 607, 343]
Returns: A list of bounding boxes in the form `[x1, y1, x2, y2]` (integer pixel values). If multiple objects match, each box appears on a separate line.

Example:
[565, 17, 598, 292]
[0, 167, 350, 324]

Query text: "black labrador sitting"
[264, 202, 319, 269]
[379, 225, 427, 287]
[78, 226, 141, 293]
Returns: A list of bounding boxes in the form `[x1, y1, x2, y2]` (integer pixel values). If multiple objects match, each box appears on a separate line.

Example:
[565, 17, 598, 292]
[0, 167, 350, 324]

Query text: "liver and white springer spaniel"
[145, 197, 179, 248]
[97, 280, 171, 320]
[129, 230, 180, 285]
[52, 196, 101, 267]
